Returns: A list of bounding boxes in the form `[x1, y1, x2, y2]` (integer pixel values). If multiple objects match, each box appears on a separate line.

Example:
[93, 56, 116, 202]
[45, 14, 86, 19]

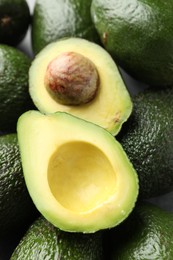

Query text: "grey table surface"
[0, 0, 173, 259]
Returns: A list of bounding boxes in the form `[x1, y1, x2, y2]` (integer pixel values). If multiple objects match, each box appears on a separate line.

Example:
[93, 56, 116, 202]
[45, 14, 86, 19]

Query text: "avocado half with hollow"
[29, 37, 132, 136]
[17, 110, 139, 233]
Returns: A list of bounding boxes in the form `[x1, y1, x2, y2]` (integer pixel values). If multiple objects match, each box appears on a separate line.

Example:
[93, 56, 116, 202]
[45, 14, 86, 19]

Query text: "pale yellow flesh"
[48, 141, 116, 213]
[29, 38, 132, 135]
[17, 110, 139, 233]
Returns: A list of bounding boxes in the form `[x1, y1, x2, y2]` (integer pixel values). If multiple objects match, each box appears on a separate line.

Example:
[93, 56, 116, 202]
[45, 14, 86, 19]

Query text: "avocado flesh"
[17, 110, 138, 233]
[32, 0, 100, 54]
[91, 0, 173, 86]
[48, 142, 117, 213]
[0, 44, 34, 133]
[0, 134, 38, 235]
[11, 216, 103, 260]
[29, 37, 132, 136]
[104, 202, 173, 259]
[117, 87, 173, 199]
[0, 0, 30, 46]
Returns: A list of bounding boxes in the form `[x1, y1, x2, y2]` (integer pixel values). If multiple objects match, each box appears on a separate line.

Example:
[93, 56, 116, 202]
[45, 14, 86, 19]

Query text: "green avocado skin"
[117, 87, 173, 199]
[104, 203, 173, 260]
[0, 134, 38, 236]
[91, 0, 173, 86]
[11, 216, 103, 260]
[32, 0, 100, 54]
[0, 45, 35, 133]
[0, 0, 30, 46]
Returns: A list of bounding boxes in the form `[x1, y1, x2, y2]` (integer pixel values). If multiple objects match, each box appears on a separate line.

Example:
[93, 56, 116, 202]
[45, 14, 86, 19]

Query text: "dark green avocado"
[117, 87, 173, 199]
[11, 216, 103, 260]
[91, 0, 173, 87]
[0, 0, 30, 46]
[32, 0, 100, 54]
[0, 44, 34, 133]
[104, 202, 173, 260]
[0, 134, 38, 236]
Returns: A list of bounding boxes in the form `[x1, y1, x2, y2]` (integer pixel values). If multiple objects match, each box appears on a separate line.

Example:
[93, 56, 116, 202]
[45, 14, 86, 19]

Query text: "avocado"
[0, 133, 38, 236]
[32, 0, 100, 55]
[117, 87, 173, 199]
[0, 0, 30, 46]
[17, 110, 139, 233]
[11, 216, 103, 260]
[91, 0, 173, 87]
[104, 202, 173, 259]
[0, 44, 34, 133]
[29, 37, 132, 135]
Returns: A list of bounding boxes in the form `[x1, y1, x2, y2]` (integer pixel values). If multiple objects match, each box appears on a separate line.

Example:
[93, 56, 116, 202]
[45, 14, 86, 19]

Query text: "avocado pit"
[44, 51, 99, 105]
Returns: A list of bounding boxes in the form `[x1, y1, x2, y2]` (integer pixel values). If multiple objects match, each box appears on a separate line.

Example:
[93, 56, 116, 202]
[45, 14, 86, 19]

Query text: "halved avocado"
[29, 37, 132, 136]
[17, 110, 139, 233]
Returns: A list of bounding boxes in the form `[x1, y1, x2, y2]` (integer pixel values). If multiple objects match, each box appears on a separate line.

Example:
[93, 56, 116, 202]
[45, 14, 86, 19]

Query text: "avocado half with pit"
[17, 110, 139, 233]
[29, 38, 132, 136]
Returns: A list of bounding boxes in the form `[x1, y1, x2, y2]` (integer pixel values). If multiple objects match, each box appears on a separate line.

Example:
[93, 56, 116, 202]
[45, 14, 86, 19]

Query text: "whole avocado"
[0, 0, 30, 46]
[91, 0, 173, 86]
[32, 0, 100, 54]
[104, 202, 173, 260]
[11, 216, 103, 260]
[0, 134, 38, 236]
[117, 87, 173, 199]
[0, 44, 34, 133]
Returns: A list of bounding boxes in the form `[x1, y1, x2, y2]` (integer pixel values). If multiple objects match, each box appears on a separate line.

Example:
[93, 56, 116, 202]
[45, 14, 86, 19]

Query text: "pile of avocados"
[1, 0, 173, 259]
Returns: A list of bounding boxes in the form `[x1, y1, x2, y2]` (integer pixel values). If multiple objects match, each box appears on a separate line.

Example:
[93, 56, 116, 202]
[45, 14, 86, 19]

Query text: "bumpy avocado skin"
[32, 0, 100, 54]
[11, 216, 103, 260]
[117, 87, 173, 199]
[0, 134, 38, 236]
[91, 0, 173, 86]
[0, 0, 30, 46]
[104, 203, 173, 260]
[0, 45, 35, 133]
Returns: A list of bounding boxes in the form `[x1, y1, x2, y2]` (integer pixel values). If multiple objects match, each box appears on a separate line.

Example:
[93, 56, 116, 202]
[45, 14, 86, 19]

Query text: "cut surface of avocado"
[17, 110, 138, 233]
[29, 37, 132, 136]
